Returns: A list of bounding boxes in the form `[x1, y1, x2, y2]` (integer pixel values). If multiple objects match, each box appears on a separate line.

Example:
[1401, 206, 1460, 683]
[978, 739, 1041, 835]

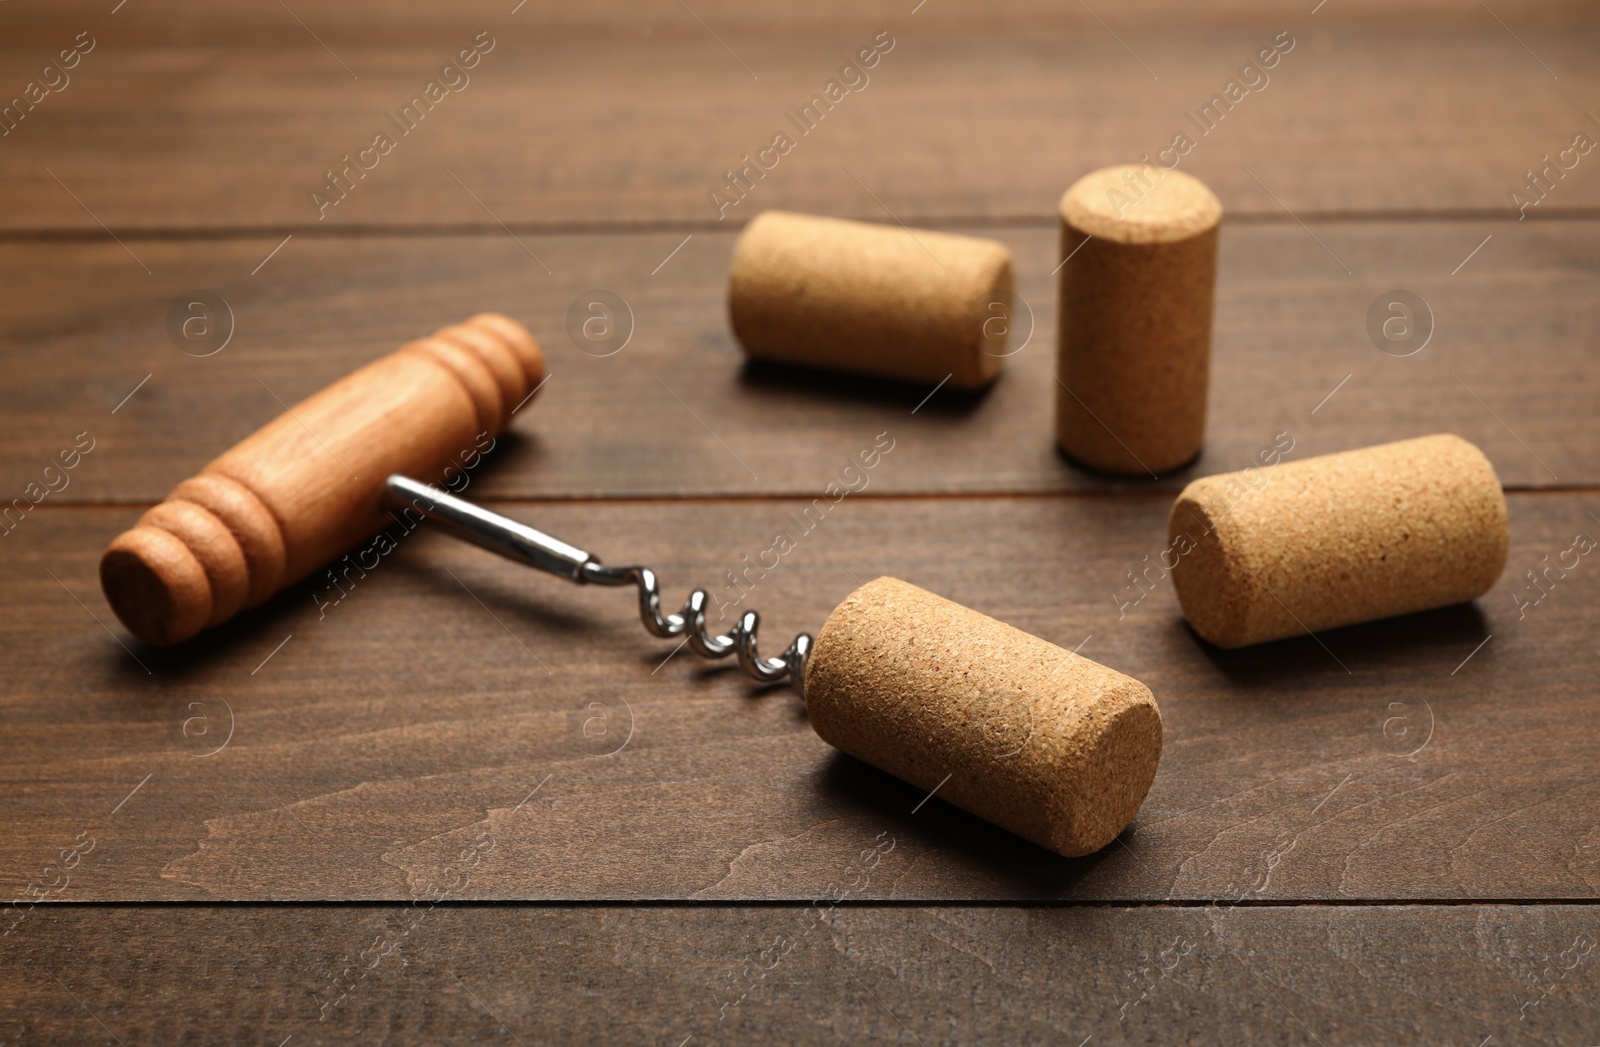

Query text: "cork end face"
[1059, 166, 1222, 245]
[1052, 685, 1163, 857]
[964, 253, 1014, 391]
[1432, 433, 1511, 595]
[1168, 489, 1255, 649]
[100, 526, 213, 647]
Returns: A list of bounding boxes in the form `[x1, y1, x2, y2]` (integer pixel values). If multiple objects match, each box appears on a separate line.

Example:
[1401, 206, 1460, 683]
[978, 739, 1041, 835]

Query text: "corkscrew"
[384, 475, 814, 695]
[96, 313, 1161, 859]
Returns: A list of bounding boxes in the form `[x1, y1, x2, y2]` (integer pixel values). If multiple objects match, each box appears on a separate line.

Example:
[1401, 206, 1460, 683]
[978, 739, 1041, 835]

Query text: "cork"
[1168, 434, 1510, 649]
[1056, 165, 1222, 475]
[805, 577, 1163, 858]
[728, 210, 1014, 391]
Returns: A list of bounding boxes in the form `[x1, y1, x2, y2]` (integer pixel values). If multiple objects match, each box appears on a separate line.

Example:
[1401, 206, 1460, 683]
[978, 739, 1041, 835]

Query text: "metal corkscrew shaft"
[384, 475, 813, 694]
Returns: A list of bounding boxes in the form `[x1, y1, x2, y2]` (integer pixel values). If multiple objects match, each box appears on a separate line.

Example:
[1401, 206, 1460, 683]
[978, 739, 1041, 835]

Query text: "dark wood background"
[2, 1, 1597, 1042]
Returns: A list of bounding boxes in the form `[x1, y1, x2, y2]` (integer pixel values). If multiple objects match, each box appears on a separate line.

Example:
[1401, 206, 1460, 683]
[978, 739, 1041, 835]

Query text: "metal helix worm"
[384, 475, 812, 694]
[582, 562, 812, 693]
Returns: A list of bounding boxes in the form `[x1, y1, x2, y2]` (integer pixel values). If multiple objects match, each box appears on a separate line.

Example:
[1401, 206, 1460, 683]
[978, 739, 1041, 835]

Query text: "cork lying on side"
[804, 577, 1163, 858]
[1056, 165, 1221, 476]
[1168, 433, 1510, 649]
[728, 210, 1015, 391]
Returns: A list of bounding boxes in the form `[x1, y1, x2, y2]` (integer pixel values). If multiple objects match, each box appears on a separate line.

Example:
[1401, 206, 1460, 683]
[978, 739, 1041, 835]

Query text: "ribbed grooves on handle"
[99, 313, 543, 647]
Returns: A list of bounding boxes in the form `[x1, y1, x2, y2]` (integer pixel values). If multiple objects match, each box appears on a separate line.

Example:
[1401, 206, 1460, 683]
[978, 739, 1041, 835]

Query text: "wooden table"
[3, 1, 1597, 1042]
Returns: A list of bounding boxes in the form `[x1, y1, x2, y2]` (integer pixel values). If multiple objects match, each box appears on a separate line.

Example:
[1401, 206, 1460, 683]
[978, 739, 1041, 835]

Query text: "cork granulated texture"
[1168, 433, 1510, 649]
[1056, 165, 1221, 476]
[804, 577, 1163, 858]
[729, 210, 1014, 391]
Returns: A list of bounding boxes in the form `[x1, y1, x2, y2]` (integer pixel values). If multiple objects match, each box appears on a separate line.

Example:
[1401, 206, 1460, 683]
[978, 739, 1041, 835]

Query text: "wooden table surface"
[3, 1, 1598, 1043]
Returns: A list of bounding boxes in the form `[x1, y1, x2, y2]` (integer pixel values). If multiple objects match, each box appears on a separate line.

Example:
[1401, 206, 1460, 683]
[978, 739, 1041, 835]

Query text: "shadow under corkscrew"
[385, 475, 813, 694]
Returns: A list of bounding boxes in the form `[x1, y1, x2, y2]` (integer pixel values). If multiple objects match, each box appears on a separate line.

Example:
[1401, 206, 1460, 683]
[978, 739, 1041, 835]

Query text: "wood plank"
[5, 903, 1599, 1043]
[0, 19, 1596, 231]
[5, 0, 1594, 47]
[2, 492, 1595, 902]
[3, 3, 1593, 1039]
[1, 219, 1592, 506]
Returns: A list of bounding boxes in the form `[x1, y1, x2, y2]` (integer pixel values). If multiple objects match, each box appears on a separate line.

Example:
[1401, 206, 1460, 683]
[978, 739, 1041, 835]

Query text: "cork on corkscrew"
[99, 313, 544, 646]
[378, 477, 1164, 858]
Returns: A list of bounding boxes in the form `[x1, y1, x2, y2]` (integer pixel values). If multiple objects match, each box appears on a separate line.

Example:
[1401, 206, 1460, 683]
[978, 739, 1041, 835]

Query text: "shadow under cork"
[1183, 601, 1492, 691]
[1053, 441, 1204, 490]
[815, 751, 1128, 892]
[736, 358, 993, 417]
[648, 656, 813, 711]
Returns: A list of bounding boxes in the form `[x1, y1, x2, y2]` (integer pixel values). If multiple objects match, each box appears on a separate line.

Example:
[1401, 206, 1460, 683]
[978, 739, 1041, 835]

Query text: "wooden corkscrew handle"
[100, 313, 544, 647]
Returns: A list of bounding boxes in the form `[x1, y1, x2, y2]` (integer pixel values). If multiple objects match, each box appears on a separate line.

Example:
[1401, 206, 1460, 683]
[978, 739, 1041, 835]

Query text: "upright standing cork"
[1168, 434, 1509, 648]
[805, 577, 1162, 857]
[1056, 165, 1221, 475]
[100, 314, 543, 647]
[729, 210, 1014, 390]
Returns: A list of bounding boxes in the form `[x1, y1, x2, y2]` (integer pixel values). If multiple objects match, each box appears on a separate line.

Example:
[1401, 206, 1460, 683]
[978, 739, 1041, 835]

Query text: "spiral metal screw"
[385, 475, 812, 695]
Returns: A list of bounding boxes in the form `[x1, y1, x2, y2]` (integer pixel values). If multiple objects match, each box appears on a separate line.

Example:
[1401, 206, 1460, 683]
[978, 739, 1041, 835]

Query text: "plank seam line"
[0, 209, 1595, 242]
[23, 898, 1600, 910]
[23, 485, 1600, 512]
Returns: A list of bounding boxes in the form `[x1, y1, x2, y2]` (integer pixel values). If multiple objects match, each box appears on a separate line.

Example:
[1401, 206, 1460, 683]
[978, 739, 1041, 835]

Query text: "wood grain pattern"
[5, 903, 1599, 1044]
[3, 2, 1598, 1039]
[0, 22, 1596, 232]
[0, 219, 1592, 507]
[4, 0, 1594, 48]
[3, 492, 1594, 902]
